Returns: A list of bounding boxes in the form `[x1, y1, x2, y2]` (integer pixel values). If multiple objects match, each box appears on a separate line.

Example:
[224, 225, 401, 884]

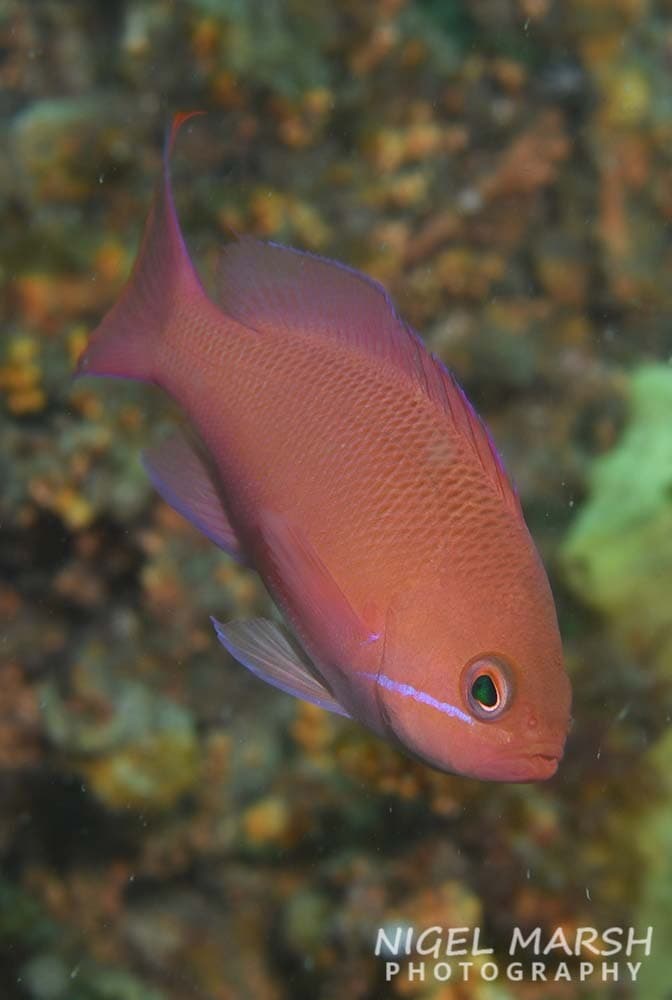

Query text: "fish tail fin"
[75, 112, 207, 383]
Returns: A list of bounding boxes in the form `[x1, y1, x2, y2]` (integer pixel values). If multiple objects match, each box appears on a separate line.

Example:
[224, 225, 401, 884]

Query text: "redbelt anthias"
[76, 114, 571, 782]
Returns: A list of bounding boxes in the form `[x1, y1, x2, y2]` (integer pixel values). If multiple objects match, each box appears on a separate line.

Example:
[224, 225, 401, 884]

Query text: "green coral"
[633, 730, 672, 1000]
[562, 364, 672, 998]
[562, 364, 672, 669]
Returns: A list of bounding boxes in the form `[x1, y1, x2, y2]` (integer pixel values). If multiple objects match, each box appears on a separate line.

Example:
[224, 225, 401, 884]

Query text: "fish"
[75, 113, 571, 782]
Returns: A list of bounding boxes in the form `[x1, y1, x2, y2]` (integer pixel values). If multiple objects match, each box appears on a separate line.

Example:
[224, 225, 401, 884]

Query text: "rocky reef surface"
[2, 1, 672, 998]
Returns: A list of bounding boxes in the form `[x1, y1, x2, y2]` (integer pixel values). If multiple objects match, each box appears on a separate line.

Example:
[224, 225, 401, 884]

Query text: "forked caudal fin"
[75, 112, 207, 383]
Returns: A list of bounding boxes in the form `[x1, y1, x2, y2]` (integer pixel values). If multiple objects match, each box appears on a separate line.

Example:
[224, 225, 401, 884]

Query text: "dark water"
[2, 1, 672, 998]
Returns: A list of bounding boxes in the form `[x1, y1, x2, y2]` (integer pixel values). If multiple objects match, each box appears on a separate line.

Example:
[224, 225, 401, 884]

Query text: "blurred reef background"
[2, 1, 672, 998]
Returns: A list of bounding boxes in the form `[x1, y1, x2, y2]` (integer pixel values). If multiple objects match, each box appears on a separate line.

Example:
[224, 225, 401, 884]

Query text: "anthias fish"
[77, 114, 571, 781]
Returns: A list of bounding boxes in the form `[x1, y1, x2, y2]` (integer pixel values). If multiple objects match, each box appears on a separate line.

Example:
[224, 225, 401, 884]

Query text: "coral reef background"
[2, 1, 672, 998]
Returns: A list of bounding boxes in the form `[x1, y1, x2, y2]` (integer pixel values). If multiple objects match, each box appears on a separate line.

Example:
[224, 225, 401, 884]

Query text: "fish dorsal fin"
[211, 616, 351, 717]
[215, 236, 409, 352]
[142, 428, 245, 561]
[419, 354, 522, 515]
[216, 238, 520, 514]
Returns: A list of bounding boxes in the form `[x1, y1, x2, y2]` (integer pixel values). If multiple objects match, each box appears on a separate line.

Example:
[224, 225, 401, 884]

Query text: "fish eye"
[462, 655, 514, 721]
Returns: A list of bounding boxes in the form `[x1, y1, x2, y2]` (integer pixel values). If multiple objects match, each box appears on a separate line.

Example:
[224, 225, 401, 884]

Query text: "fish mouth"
[524, 752, 561, 781]
[511, 750, 562, 781]
[491, 746, 562, 782]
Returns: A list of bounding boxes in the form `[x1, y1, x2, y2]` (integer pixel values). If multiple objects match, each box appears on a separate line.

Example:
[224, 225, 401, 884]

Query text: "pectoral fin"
[258, 509, 381, 654]
[211, 616, 351, 717]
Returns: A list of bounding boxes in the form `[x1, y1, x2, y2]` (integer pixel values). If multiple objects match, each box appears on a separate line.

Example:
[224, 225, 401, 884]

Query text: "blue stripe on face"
[360, 672, 474, 725]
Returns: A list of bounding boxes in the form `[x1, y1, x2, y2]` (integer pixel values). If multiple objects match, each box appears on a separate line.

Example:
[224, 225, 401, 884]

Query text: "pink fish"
[76, 114, 571, 781]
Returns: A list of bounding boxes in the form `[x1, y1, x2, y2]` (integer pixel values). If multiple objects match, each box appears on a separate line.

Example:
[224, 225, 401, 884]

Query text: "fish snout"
[500, 739, 565, 782]
[523, 750, 561, 781]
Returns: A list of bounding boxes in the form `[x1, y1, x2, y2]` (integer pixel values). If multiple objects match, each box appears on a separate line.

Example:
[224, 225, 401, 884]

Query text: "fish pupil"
[471, 674, 498, 709]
